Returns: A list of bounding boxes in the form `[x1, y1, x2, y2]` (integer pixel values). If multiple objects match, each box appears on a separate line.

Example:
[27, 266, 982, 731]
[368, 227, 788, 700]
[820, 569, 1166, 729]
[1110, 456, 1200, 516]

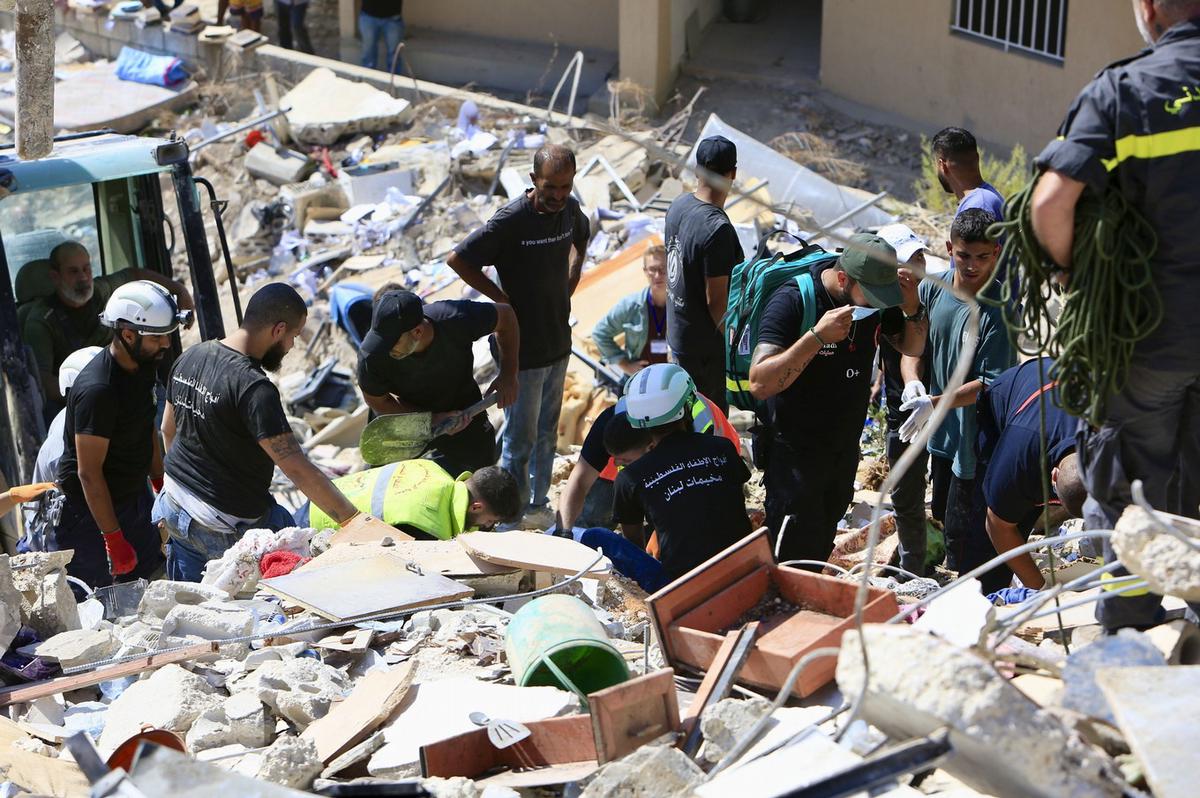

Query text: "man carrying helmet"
[579, 363, 752, 591]
[54, 281, 191, 587]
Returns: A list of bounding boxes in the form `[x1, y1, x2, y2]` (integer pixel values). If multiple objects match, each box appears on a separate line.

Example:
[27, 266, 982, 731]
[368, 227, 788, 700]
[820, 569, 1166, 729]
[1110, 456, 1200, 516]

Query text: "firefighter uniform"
[1035, 18, 1200, 629]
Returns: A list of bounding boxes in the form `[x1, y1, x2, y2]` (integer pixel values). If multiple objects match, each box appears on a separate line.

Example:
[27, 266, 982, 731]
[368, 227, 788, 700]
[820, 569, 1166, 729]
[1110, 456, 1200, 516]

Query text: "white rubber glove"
[901, 380, 927, 405]
[898, 395, 935, 443]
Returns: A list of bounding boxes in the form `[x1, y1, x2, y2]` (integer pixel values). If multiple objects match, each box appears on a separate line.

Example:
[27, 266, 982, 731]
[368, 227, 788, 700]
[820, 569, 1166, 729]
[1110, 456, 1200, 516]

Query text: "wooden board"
[588, 669, 680, 764]
[329, 513, 414, 546]
[260, 556, 472, 621]
[457, 531, 611, 580]
[1097, 666, 1200, 798]
[302, 661, 416, 763]
[299, 539, 515, 578]
[420, 714, 597, 782]
[0, 643, 217, 707]
[0, 715, 91, 797]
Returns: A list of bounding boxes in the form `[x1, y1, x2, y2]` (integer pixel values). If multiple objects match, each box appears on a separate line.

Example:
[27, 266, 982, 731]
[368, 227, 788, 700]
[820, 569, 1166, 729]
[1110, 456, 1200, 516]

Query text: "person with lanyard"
[301, 461, 521, 540]
[748, 234, 926, 565]
[579, 364, 752, 592]
[1030, 0, 1200, 631]
[592, 245, 670, 376]
[357, 288, 520, 475]
[54, 282, 187, 588]
[963, 358, 1088, 595]
[553, 368, 741, 536]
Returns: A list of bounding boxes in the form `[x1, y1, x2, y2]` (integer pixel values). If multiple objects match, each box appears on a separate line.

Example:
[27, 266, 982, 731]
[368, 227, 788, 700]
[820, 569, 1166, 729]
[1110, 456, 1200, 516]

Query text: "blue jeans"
[359, 12, 404, 72]
[501, 357, 568, 510]
[581, 528, 667, 593]
[154, 490, 295, 583]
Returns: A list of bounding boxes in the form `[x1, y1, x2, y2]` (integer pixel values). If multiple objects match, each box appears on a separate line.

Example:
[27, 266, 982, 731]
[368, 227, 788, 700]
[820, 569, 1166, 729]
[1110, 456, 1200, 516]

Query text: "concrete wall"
[400, 0, 619, 51]
[670, 0, 721, 68]
[819, 0, 1146, 153]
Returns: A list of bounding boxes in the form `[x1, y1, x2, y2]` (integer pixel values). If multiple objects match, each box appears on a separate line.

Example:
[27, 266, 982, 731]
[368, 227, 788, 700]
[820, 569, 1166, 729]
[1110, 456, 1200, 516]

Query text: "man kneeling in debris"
[300, 461, 521, 539]
[156, 284, 360, 582]
[357, 288, 519, 474]
[964, 357, 1088, 594]
[580, 364, 751, 592]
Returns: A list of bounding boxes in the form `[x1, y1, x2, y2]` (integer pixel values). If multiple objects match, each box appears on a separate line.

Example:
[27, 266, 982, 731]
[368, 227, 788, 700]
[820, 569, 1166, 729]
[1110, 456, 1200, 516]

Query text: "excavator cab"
[0, 131, 232, 548]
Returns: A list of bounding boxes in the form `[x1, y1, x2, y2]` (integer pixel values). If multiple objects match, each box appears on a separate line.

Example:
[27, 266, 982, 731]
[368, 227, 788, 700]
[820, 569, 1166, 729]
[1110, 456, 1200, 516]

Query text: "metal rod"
[780, 730, 952, 798]
[191, 106, 291, 153]
[724, 179, 770, 211]
[817, 190, 888, 234]
[193, 176, 243, 327]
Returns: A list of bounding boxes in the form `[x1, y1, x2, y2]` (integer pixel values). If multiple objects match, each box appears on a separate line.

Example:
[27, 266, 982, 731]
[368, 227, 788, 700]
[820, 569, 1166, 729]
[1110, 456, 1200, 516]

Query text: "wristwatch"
[904, 303, 927, 323]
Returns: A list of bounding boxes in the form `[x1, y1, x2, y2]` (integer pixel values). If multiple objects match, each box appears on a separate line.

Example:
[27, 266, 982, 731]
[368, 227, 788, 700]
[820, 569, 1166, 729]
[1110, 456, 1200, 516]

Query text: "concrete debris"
[139, 580, 232, 619]
[1062, 629, 1167, 724]
[836, 625, 1123, 798]
[0, 555, 24, 654]
[161, 603, 255, 644]
[580, 744, 705, 798]
[235, 656, 354, 730]
[18, 571, 81, 638]
[98, 664, 223, 754]
[1112, 505, 1200, 601]
[254, 734, 323, 790]
[282, 67, 414, 145]
[696, 696, 772, 764]
[186, 691, 276, 752]
[29, 627, 118, 669]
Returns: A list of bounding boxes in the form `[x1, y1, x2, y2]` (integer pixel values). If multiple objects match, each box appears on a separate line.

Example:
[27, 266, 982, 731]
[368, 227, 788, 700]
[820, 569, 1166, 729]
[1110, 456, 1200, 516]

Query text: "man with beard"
[155, 283, 359, 581]
[53, 282, 186, 587]
[22, 241, 194, 421]
[930, 128, 1005, 221]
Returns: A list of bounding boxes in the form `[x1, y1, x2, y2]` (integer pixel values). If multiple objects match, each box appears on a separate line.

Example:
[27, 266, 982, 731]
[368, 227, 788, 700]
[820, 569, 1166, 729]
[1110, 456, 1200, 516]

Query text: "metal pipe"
[193, 176, 243, 327]
[191, 107, 291, 153]
[817, 191, 888, 234]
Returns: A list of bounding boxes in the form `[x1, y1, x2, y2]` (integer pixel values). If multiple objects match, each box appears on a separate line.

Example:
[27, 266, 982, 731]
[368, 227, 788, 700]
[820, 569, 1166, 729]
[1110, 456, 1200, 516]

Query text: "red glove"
[102, 530, 138, 576]
[151, 476, 164, 494]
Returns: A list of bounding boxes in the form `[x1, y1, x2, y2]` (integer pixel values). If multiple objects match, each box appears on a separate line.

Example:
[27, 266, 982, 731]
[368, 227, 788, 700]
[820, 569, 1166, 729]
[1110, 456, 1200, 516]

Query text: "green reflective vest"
[308, 459, 470, 540]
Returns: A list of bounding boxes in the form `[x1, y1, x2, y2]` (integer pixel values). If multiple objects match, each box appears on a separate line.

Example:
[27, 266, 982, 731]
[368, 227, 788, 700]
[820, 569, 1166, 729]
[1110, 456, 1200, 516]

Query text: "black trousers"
[762, 433, 859, 567]
[885, 426, 930, 575]
[929, 454, 974, 571]
[960, 456, 1045, 595]
[56, 488, 164, 589]
[674, 348, 728, 415]
[277, 1, 314, 53]
[425, 415, 497, 476]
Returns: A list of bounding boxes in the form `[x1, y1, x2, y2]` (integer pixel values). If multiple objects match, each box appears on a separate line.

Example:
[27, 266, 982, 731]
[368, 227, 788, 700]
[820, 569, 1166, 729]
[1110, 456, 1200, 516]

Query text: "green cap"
[839, 233, 903, 309]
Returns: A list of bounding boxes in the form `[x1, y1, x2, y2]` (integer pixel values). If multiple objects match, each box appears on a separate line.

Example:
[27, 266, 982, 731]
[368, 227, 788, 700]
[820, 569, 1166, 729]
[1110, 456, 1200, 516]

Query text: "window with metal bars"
[951, 0, 1069, 62]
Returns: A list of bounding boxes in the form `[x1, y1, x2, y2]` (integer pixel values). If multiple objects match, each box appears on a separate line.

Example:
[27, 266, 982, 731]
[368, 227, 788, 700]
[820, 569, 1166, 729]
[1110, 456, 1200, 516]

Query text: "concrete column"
[14, 0, 55, 160]
[618, 0, 672, 108]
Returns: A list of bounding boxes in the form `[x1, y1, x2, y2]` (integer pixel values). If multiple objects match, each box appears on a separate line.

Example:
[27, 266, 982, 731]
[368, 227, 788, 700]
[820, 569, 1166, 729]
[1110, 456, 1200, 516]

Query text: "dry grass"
[769, 131, 868, 186]
[607, 78, 654, 130]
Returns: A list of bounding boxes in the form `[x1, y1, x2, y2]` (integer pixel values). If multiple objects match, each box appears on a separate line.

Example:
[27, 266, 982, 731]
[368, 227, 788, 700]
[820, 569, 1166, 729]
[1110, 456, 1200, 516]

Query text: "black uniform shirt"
[1035, 19, 1200, 369]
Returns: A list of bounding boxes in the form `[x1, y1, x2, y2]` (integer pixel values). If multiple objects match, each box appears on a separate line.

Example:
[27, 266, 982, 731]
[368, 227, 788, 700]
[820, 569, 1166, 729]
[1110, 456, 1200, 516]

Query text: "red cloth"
[259, 550, 311, 579]
[244, 129, 266, 149]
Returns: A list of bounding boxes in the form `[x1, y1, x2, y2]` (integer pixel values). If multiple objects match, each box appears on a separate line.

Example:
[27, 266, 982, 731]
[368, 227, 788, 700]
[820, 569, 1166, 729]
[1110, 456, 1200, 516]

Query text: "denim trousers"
[580, 528, 667, 593]
[154, 490, 295, 582]
[359, 12, 405, 72]
[501, 356, 568, 510]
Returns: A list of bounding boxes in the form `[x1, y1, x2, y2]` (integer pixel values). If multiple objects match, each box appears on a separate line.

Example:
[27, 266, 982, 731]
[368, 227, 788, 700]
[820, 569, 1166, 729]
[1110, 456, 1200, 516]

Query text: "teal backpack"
[724, 230, 838, 416]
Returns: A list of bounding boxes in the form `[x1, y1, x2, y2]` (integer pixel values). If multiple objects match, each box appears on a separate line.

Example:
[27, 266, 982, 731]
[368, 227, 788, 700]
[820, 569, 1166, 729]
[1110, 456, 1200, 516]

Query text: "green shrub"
[912, 136, 1030, 213]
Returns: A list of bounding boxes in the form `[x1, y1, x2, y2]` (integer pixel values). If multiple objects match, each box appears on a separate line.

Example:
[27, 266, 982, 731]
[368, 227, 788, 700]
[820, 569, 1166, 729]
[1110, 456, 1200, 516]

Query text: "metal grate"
[951, 0, 1069, 62]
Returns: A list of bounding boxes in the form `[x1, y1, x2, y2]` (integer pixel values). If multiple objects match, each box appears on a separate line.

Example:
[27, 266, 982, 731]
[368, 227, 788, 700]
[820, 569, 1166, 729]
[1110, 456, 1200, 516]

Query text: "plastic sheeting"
[688, 114, 895, 231]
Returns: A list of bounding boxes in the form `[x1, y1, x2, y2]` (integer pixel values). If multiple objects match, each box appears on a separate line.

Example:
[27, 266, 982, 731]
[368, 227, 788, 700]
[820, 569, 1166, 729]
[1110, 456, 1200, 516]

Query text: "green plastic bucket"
[505, 594, 630, 703]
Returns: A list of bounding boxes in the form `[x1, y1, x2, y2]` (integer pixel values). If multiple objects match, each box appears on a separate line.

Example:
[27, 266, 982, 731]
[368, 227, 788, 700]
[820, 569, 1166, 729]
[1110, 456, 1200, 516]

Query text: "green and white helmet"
[98, 280, 190, 335]
[623, 363, 698, 429]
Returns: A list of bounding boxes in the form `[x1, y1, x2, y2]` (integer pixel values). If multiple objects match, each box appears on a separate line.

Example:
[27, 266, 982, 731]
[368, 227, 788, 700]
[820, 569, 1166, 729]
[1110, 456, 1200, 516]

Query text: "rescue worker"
[157, 284, 360, 582]
[300, 462, 521, 539]
[54, 282, 185, 587]
[20, 346, 103, 552]
[963, 358, 1088, 594]
[357, 288, 519, 475]
[580, 364, 752, 591]
[1030, 0, 1200, 630]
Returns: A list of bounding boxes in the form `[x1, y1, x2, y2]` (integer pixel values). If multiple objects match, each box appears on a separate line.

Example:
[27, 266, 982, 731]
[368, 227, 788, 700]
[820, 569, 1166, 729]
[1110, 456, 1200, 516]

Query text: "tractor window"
[1, 182, 102, 301]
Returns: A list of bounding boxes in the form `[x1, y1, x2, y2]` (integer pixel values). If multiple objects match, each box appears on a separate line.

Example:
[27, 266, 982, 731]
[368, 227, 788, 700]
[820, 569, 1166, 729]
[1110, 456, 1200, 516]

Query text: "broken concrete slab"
[10, 550, 75, 586]
[231, 656, 354, 731]
[98, 663, 224, 755]
[162, 603, 255, 641]
[245, 143, 315, 186]
[139, 580, 229, 620]
[1096, 665, 1200, 798]
[1062, 630, 1166, 724]
[0, 555, 24, 653]
[697, 696, 771, 765]
[186, 691, 275, 752]
[836, 625, 1123, 798]
[127, 741, 313, 797]
[282, 67, 414, 146]
[579, 744, 703, 798]
[19, 571, 81, 639]
[30, 627, 118, 669]
[255, 733, 323, 791]
[1113, 505, 1200, 601]
[1144, 619, 1200, 665]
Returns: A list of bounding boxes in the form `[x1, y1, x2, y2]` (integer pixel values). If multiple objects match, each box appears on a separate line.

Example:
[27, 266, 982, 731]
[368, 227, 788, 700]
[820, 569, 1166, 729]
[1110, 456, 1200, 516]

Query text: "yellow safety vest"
[308, 459, 470, 540]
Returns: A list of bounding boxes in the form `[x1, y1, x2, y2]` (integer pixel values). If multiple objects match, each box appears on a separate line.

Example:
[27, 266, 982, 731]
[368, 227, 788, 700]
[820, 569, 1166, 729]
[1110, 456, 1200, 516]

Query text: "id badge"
[650, 339, 669, 355]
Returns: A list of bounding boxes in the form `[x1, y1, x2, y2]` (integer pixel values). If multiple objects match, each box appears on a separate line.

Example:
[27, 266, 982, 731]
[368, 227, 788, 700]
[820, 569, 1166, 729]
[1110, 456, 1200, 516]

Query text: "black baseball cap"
[361, 289, 424, 358]
[696, 135, 737, 175]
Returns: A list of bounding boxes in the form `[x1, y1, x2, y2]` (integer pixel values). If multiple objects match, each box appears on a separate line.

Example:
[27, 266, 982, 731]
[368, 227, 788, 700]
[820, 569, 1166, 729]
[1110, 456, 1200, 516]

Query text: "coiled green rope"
[983, 175, 1162, 427]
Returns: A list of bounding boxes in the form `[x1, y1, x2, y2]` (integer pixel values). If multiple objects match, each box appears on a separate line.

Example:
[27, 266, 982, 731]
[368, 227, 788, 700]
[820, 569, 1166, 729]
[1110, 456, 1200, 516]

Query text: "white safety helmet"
[98, 280, 191, 335]
[58, 346, 103, 396]
[623, 363, 698, 429]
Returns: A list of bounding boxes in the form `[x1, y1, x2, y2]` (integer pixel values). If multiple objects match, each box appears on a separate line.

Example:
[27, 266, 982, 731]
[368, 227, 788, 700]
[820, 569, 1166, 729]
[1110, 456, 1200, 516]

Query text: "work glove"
[898, 395, 935, 443]
[900, 380, 927, 406]
[102, 529, 138, 577]
[150, 476, 164, 494]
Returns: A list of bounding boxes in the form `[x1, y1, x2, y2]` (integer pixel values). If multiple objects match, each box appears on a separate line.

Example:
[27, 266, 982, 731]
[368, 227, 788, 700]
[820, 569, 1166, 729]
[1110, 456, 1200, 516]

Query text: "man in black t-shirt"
[748, 234, 927, 566]
[357, 288, 519, 474]
[54, 281, 187, 588]
[447, 145, 589, 526]
[665, 135, 743, 414]
[156, 284, 359, 582]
